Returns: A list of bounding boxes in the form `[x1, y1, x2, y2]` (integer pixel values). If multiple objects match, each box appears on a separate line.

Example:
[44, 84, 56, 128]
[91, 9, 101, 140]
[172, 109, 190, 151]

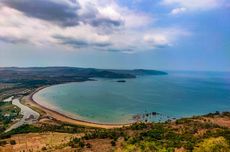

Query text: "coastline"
[23, 86, 131, 129]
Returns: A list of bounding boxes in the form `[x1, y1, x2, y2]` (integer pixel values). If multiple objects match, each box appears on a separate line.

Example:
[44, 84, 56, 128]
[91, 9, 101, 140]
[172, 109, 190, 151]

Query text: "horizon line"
[0, 66, 229, 73]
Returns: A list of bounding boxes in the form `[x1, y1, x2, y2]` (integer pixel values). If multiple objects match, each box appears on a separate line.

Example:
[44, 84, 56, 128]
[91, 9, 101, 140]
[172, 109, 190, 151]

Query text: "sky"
[0, 0, 229, 71]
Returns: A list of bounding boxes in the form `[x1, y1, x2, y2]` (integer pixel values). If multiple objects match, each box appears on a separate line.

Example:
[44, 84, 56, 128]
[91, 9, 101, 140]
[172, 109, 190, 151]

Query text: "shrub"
[86, 143, 91, 148]
[41, 146, 47, 151]
[122, 143, 137, 152]
[131, 123, 147, 130]
[0, 140, 7, 146]
[72, 138, 80, 143]
[111, 140, 116, 146]
[193, 137, 230, 152]
[79, 141, 85, 148]
[9, 140, 16, 145]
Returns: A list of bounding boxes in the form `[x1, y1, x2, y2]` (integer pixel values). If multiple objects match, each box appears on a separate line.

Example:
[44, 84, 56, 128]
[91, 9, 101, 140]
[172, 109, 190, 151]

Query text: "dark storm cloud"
[54, 35, 111, 48]
[1, 0, 123, 28]
[1, 0, 81, 26]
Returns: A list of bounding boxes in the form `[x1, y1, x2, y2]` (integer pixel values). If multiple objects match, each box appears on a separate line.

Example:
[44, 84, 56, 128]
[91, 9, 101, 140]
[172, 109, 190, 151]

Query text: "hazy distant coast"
[0, 67, 167, 80]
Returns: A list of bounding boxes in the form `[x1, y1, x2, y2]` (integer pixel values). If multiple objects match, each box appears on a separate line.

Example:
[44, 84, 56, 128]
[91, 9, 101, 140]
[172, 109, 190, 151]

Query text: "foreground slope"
[0, 112, 230, 152]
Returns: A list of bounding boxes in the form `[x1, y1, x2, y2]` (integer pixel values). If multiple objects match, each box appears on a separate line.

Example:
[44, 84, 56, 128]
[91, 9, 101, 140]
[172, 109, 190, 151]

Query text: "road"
[5, 98, 40, 132]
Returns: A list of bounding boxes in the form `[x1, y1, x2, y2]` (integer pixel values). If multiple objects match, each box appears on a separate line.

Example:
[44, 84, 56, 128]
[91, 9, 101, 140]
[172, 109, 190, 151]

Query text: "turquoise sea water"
[33, 71, 230, 124]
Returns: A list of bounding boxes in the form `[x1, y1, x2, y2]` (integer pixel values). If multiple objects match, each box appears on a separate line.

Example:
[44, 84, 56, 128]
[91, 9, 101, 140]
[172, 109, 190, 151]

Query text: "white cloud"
[162, 0, 225, 10]
[143, 28, 190, 48]
[170, 7, 187, 15]
[144, 35, 170, 47]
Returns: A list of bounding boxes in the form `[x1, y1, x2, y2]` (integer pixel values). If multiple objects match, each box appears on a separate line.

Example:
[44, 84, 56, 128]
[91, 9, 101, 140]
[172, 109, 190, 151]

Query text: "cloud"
[0, 6, 55, 45]
[162, 0, 225, 10]
[54, 35, 111, 48]
[162, 0, 227, 16]
[0, 6, 110, 47]
[0, 36, 28, 44]
[143, 28, 190, 48]
[0, 0, 190, 53]
[1, 0, 124, 28]
[1, 0, 81, 27]
[170, 7, 187, 15]
[144, 35, 170, 48]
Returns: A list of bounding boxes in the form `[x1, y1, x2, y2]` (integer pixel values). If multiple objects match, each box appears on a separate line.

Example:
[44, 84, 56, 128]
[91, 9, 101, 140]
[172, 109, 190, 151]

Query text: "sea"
[33, 71, 230, 124]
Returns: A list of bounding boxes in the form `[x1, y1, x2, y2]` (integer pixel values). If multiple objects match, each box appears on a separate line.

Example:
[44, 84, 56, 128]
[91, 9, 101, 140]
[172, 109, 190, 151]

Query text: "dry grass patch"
[0, 132, 83, 152]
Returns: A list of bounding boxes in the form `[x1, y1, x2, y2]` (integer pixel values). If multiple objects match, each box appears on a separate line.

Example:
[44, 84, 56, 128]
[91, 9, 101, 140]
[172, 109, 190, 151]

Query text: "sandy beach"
[22, 87, 130, 129]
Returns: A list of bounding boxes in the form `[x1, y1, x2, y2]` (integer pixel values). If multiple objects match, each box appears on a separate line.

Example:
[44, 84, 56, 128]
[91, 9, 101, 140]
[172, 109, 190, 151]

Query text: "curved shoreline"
[25, 86, 132, 129]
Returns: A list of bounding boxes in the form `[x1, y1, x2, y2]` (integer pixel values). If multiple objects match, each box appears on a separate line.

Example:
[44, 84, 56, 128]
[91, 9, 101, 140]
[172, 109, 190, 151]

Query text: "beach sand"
[22, 87, 130, 129]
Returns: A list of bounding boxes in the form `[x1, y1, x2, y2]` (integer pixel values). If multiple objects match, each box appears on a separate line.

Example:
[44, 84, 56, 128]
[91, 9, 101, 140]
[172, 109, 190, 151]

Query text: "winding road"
[5, 98, 40, 132]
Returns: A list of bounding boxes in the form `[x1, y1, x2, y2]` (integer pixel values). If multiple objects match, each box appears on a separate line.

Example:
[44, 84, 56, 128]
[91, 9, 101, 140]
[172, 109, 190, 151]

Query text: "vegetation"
[0, 123, 86, 139]
[0, 112, 229, 151]
[0, 102, 21, 132]
[9, 140, 16, 145]
[0, 140, 7, 146]
[64, 112, 230, 151]
[41, 146, 47, 151]
[193, 137, 230, 152]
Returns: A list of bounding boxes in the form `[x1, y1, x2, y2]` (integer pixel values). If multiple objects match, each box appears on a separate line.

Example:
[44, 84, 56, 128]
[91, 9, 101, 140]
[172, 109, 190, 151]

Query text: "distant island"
[116, 80, 126, 83]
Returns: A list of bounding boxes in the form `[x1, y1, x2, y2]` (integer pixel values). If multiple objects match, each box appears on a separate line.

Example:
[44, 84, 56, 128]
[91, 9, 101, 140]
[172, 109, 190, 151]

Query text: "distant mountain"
[0, 67, 167, 77]
[0, 67, 167, 86]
